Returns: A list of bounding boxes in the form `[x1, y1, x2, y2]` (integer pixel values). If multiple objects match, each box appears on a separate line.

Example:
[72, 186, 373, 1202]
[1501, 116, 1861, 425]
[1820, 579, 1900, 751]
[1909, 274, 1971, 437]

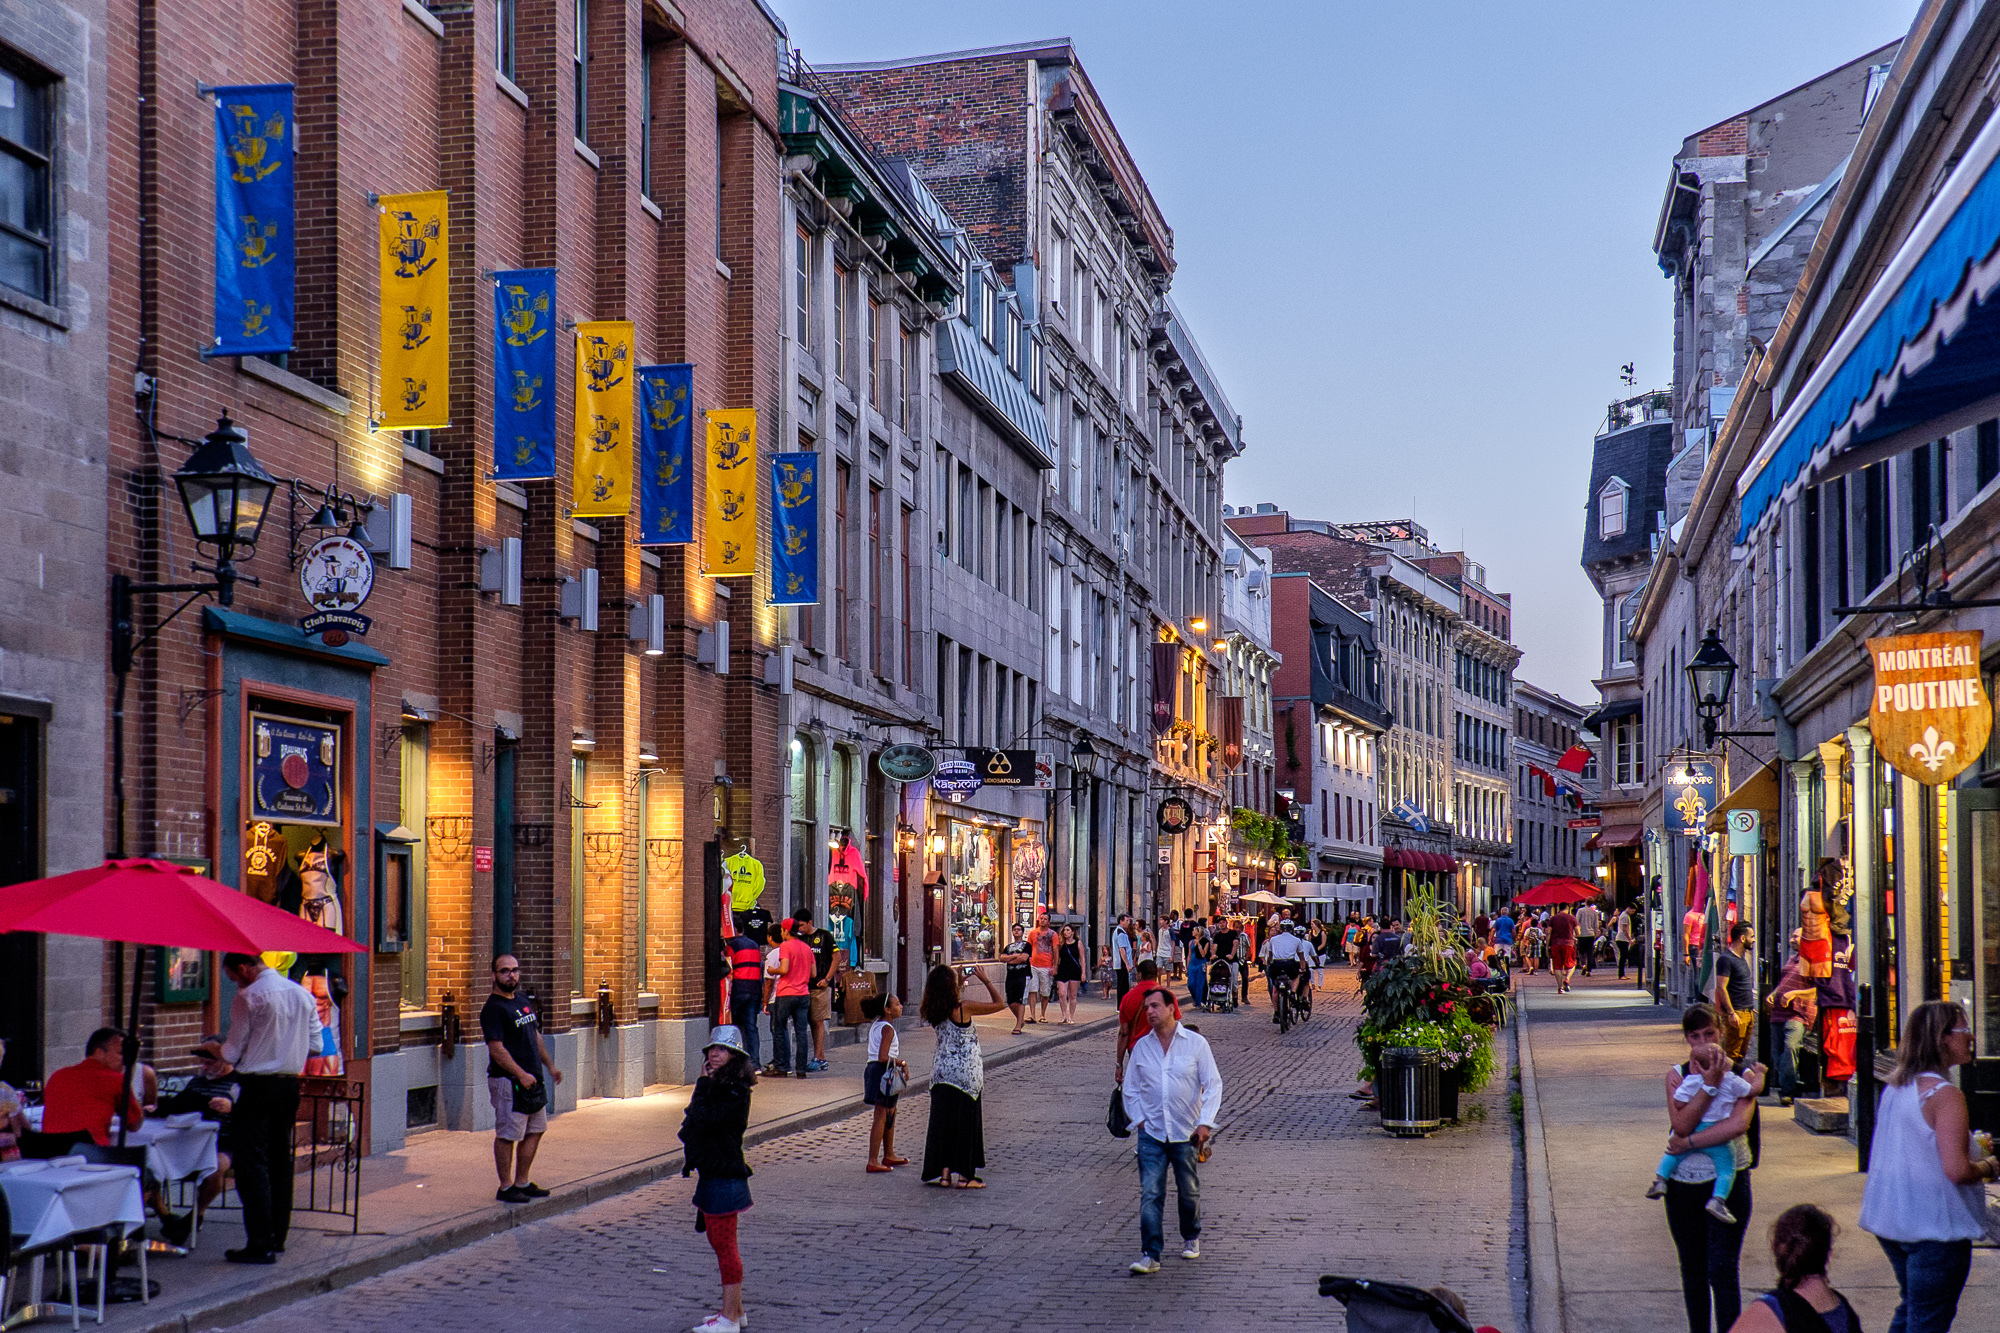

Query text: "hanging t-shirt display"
[725, 850, 767, 911]
[829, 909, 860, 967]
[826, 842, 868, 920]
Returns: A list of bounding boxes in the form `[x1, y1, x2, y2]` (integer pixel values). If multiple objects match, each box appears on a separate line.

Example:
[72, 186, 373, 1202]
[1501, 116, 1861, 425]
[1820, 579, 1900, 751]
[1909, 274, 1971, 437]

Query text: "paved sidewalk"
[93, 998, 1116, 1333]
[1519, 969, 1998, 1332]
[194, 966, 1522, 1333]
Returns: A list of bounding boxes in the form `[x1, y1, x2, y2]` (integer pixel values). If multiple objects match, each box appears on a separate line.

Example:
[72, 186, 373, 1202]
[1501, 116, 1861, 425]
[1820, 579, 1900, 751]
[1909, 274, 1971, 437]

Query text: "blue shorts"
[692, 1175, 752, 1215]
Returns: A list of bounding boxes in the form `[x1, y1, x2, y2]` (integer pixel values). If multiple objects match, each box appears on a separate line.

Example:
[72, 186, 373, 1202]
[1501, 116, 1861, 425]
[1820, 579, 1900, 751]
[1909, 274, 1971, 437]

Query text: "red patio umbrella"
[1513, 876, 1603, 906]
[0, 858, 361, 1145]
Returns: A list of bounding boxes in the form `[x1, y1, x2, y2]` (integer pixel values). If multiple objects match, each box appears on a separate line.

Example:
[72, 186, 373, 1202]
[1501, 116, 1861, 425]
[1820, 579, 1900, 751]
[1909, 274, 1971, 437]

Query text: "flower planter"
[1377, 1046, 1441, 1138]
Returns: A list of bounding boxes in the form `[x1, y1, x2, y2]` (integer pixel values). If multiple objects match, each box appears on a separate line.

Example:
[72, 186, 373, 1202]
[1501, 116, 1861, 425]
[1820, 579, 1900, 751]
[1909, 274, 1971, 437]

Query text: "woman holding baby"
[1656, 1003, 1766, 1333]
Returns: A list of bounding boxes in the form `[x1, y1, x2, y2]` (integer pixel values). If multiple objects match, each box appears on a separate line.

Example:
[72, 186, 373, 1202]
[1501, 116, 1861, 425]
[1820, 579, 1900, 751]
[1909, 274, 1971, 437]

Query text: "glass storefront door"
[1952, 787, 2000, 1132]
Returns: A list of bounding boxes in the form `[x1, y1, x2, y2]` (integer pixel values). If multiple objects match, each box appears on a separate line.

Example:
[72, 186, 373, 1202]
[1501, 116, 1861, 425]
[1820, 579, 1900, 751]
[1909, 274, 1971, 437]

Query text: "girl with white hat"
[678, 1026, 757, 1333]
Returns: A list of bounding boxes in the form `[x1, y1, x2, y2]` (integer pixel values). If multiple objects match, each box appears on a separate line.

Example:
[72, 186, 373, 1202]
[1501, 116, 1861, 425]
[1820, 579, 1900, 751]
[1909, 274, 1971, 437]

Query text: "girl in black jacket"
[679, 1026, 756, 1333]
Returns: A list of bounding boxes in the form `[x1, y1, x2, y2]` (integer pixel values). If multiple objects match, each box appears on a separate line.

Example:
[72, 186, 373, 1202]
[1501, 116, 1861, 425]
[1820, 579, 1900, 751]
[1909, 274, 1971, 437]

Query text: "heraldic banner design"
[209, 85, 294, 357]
[492, 269, 557, 479]
[769, 450, 818, 604]
[637, 363, 694, 544]
[704, 409, 758, 576]
[375, 190, 450, 430]
[573, 321, 635, 517]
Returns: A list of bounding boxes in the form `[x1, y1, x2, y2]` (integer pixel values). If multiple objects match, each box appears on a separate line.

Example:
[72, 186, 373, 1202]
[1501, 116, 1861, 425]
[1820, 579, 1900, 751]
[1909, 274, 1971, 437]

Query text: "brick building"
[94, 0, 786, 1151]
[1511, 681, 1595, 893]
[0, 0, 112, 1088]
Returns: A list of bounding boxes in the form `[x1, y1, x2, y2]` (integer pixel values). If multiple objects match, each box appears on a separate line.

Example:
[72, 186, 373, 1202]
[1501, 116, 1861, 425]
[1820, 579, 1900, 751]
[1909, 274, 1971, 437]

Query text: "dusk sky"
[779, 0, 1917, 703]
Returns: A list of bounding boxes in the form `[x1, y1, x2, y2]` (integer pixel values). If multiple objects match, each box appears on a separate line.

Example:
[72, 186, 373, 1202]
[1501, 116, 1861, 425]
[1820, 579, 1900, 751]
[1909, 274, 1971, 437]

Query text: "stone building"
[817, 41, 1243, 950]
[1512, 682, 1595, 893]
[0, 0, 110, 1088]
[93, 0, 787, 1152]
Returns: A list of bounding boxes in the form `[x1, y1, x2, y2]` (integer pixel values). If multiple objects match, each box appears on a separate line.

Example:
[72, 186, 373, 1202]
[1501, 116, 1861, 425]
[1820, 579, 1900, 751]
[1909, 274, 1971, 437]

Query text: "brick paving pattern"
[231, 970, 1525, 1332]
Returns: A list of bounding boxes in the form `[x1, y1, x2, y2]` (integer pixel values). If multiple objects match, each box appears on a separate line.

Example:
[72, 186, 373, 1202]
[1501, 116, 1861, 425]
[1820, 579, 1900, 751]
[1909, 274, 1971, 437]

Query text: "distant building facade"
[1513, 682, 1595, 892]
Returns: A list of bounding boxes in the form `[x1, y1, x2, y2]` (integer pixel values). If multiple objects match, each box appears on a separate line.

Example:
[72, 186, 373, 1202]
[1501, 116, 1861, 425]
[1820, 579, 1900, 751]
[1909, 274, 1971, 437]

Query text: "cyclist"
[1260, 920, 1315, 1024]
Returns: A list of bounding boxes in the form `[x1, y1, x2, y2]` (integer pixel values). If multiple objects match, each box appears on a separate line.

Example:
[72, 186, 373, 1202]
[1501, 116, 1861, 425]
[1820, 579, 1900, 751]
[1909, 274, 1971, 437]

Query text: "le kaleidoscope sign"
[1868, 631, 1992, 785]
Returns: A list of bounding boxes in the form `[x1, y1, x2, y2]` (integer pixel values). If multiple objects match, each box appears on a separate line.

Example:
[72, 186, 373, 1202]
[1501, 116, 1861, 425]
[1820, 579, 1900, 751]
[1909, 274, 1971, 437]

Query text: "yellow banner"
[375, 191, 449, 429]
[572, 321, 635, 517]
[704, 409, 757, 576]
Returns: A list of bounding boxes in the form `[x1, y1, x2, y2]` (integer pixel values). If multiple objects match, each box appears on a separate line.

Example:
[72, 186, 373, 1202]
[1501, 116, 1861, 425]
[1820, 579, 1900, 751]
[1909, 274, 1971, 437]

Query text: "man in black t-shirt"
[794, 909, 837, 1071]
[1711, 923, 1758, 1061]
[1211, 920, 1240, 1002]
[481, 954, 561, 1204]
[1001, 931, 1032, 1033]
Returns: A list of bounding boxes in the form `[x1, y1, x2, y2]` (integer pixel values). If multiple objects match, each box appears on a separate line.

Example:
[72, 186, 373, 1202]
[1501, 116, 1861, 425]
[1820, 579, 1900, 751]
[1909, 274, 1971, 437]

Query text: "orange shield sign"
[1867, 632, 1991, 785]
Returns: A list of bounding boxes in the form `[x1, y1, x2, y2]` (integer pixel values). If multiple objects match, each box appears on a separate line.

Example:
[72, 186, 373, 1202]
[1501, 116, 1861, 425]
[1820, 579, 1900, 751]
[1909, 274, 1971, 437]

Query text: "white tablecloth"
[23, 1108, 222, 1182]
[0, 1159, 146, 1249]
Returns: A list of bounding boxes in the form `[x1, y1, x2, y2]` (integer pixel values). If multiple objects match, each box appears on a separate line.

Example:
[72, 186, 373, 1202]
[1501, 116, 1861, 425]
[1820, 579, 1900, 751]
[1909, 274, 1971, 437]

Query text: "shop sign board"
[473, 846, 494, 873]
[1867, 631, 1991, 785]
[1157, 845, 1172, 864]
[963, 748, 1045, 788]
[877, 744, 937, 782]
[930, 758, 981, 801]
[298, 535, 376, 643]
[1157, 796, 1194, 836]
[1726, 809, 1760, 855]
[251, 713, 341, 826]
[1665, 762, 1716, 838]
[1567, 816, 1601, 830]
[1278, 858, 1300, 882]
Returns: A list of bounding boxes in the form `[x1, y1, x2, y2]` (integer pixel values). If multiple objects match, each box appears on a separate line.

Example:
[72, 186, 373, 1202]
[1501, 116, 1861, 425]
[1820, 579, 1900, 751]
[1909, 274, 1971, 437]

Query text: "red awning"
[1584, 824, 1643, 850]
[1385, 849, 1454, 872]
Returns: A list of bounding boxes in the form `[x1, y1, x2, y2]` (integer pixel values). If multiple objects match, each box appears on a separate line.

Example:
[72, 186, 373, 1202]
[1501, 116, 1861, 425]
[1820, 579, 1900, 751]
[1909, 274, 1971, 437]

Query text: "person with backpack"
[1724, 1204, 1858, 1333]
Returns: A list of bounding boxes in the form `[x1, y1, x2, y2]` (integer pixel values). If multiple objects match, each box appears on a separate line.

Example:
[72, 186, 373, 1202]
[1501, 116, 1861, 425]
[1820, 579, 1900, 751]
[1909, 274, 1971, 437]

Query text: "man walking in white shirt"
[213, 952, 319, 1263]
[1575, 900, 1605, 977]
[1121, 987, 1222, 1274]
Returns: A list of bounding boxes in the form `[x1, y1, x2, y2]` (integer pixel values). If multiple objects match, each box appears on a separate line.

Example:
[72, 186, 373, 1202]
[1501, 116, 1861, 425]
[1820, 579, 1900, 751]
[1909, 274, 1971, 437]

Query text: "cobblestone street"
[228, 971, 1524, 1332]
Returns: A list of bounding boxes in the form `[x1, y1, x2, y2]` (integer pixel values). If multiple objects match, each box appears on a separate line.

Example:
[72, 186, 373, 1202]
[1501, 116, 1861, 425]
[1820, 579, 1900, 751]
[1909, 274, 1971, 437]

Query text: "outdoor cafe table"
[0, 1157, 145, 1249]
[23, 1109, 220, 1184]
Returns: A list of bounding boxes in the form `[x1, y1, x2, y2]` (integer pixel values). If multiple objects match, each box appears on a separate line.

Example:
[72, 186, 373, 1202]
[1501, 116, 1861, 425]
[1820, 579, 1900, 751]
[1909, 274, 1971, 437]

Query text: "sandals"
[866, 1163, 893, 1173]
[958, 1177, 986, 1189]
[883, 1155, 910, 1167]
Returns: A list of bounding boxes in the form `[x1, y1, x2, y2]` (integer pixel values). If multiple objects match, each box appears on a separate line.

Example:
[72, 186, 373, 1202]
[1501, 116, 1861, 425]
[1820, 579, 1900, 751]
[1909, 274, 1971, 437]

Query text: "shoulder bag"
[1107, 1085, 1132, 1138]
[512, 1075, 549, 1115]
[879, 1064, 909, 1099]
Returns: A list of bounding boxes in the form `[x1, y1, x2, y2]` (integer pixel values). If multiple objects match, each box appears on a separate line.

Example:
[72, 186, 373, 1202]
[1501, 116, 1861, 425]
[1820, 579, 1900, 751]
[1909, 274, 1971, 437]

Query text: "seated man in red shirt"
[1114, 960, 1182, 1082]
[42, 1027, 146, 1146]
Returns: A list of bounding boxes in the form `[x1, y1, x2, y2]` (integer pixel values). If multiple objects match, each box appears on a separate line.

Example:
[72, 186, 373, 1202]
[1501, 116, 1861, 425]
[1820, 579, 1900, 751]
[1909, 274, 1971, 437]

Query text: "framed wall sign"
[250, 712, 342, 826]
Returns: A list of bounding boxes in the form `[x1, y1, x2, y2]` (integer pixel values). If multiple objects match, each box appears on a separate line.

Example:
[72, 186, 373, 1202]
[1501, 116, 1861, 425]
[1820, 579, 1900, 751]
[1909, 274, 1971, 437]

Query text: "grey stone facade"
[0, 0, 109, 1086]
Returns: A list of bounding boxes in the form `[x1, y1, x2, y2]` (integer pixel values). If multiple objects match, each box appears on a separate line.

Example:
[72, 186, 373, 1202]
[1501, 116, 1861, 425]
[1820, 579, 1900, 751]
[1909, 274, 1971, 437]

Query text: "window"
[1006, 305, 1021, 375]
[789, 735, 817, 910]
[900, 504, 915, 685]
[399, 728, 429, 1004]
[956, 466, 973, 568]
[1598, 477, 1628, 540]
[835, 460, 851, 661]
[1862, 460, 1890, 592]
[0, 57, 53, 303]
[794, 227, 811, 348]
[868, 295, 882, 408]
[495, 0, 517, 81]
[1616, 588, 1641, 666]
[639, 40, 655, 198]
[1029, 334, 1044, 400]
[869, 480, 884, 678]
[713, 104, 725, 260]
[1979, 420, 1999, 491]
[899, 324, 914, 430]
[833, 264, 849, 382]
[1613, 716, 1642, 786]
[570, 754, 587, 993]
[1049, 225, 1067, 313]
[573, 0, 589, 142]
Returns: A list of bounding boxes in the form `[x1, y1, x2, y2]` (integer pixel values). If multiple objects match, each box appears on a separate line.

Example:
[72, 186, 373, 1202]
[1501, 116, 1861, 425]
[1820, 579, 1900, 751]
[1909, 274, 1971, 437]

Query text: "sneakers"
[1644, 1177, 1668, 1200]
[1129, 1255, 1162, 1275]
[690, 1317, 742, 1333]
[496, 1185, 531, 1203]
[1704, 1197, 1738, 1225]
[517, 1181, 551, 1198]
[808, 1059, 829, 1072]
[1181, 1239, 1201, 1260]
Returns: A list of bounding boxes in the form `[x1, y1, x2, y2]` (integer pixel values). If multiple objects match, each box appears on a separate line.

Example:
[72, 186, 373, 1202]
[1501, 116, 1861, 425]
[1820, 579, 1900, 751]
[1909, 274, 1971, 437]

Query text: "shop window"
[571, 753, 587, 994]
[635, 770, 651, 992]
[0, 54, 55, 304]
[945, 819, 1007, 962]
[397, 728, 429, 1005]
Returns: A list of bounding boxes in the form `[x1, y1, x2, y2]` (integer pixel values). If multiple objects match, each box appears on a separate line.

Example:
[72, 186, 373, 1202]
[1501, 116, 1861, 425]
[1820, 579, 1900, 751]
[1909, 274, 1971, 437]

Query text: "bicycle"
[1269, 962, 1306, 1033]
[1274, 973, 1294, 1033]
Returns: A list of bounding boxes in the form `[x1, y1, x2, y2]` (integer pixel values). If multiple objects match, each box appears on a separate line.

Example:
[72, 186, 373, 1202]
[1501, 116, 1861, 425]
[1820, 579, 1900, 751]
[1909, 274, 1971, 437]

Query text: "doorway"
[0, 712, 43, 1086]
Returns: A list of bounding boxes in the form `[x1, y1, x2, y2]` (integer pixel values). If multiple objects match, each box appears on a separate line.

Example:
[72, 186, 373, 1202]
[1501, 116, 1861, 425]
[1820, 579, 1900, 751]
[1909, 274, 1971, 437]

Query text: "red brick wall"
[1696, 117, 1749, 157]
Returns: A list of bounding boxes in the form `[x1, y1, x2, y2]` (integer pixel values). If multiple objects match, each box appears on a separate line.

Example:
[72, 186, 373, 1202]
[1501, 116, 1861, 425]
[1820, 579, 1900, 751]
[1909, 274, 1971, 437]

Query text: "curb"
[138, 1014, 1118, 1333]
[1515, 987, 1563, 1333]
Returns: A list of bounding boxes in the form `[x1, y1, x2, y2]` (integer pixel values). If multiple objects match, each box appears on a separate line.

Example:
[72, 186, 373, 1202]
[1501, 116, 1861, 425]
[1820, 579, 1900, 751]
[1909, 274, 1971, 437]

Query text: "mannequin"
[297, 834, 344, 935]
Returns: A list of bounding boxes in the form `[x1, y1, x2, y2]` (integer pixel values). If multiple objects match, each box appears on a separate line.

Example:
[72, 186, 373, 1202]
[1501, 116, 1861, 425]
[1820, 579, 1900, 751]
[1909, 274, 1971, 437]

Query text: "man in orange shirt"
[42, 1027, 146, 1146]
[1026, 913, 1059, 1024]
[768, 920, 817, 1078]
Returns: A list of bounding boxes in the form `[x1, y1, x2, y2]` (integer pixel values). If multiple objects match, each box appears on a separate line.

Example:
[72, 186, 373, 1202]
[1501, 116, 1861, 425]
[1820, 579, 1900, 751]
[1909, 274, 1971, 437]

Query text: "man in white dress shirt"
[213, 952, 319, 1264]
[1121, 987, 1223, 1274]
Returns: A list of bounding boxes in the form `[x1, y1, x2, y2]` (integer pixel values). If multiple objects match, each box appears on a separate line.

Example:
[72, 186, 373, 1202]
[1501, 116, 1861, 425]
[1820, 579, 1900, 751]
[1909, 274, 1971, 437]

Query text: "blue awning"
[1737, 110, 2000, 542]
[936, 319, 1053, 468]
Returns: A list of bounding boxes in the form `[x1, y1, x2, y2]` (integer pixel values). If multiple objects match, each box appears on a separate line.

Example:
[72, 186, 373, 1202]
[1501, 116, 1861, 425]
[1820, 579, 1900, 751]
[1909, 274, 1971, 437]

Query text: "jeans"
[1773, 1018, 1806, 1098]
[1136, 1132, 1201, 1258]
[728, 983, 764, 1068]
[1664, 1172, 1751, 1333]
[1657, 1144, 1735, 1200]
[769, 994, 810, 1074]
[1877, 1237, 1973, 1333]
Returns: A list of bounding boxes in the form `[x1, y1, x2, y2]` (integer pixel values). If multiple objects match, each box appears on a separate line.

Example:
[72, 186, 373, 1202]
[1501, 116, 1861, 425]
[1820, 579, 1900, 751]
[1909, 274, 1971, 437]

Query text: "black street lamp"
[1685, 628, 1773, 750]
[112, 415, 278, 856]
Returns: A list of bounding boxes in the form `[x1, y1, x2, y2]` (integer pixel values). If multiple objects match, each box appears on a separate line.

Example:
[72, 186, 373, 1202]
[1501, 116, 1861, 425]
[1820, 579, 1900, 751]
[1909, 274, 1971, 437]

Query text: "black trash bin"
[1377, 1046, 1441, 1137]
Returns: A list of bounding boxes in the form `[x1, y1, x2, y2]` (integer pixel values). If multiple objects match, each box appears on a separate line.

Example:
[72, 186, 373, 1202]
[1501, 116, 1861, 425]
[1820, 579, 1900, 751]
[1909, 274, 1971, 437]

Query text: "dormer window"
[1599, 477, 1630, 540]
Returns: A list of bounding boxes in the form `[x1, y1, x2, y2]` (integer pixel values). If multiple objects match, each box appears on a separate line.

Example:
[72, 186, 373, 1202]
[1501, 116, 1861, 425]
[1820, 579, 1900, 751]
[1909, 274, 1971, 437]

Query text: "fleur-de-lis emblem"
[582, 335, 627, 391]
[502, 285, 549, 345]
[240, 300, 272, 337]
[400, 377, 427, 412]
[389, 210, 441, 279]
[226, 103, 285, 182]
[399, 304, 432, 349]
[1909, 725, 1957, 773]
[510, 370, 543, 413]
[587, 413, 621, 452]
[1673, 785, 1706, 827]
[238, 216, 279, 268]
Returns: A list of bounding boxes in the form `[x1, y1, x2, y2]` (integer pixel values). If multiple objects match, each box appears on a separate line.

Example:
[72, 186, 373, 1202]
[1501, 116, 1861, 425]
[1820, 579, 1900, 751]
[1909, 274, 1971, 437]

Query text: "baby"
[1645, 1043, 1753, 1223]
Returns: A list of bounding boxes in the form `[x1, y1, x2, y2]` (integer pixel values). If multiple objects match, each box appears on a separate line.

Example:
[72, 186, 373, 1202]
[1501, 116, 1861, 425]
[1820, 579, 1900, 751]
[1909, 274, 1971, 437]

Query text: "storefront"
[937, 813, 1011, 963]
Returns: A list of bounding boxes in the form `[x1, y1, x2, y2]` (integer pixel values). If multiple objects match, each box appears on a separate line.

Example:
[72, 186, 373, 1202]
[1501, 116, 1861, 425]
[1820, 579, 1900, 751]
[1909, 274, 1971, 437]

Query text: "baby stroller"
[1319, 1277, 1483, 1333]
[1201, 958, 1236, 1012]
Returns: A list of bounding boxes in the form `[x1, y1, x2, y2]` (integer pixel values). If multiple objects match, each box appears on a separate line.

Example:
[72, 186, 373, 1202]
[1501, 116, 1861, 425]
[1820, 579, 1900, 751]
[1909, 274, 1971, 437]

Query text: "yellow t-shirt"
[726, 853, 766, 911]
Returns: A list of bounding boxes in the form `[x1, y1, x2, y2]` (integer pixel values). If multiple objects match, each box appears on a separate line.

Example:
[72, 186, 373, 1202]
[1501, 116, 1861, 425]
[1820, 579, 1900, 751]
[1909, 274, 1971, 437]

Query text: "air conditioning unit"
[479, 537, 522, 606]
[559, 569, 599, 630]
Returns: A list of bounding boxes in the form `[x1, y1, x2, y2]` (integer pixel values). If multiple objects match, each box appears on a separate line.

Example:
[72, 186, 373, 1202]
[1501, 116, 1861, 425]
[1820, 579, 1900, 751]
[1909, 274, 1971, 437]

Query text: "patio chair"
[0, 1173, 86, 1331]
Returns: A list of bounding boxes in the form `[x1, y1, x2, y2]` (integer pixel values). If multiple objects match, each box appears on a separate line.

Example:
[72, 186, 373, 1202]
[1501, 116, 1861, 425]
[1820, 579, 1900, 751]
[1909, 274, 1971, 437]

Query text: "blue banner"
[209, 85, 294, 357]
[492, 269, 557, 479]
[770, 451, 819, 605]
[637, 364, 694, 543]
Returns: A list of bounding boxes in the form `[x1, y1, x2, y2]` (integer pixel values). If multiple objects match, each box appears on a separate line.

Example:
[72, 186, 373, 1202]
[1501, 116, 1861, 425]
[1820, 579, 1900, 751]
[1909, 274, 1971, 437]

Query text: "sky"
[778, 0, 1919, 703]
